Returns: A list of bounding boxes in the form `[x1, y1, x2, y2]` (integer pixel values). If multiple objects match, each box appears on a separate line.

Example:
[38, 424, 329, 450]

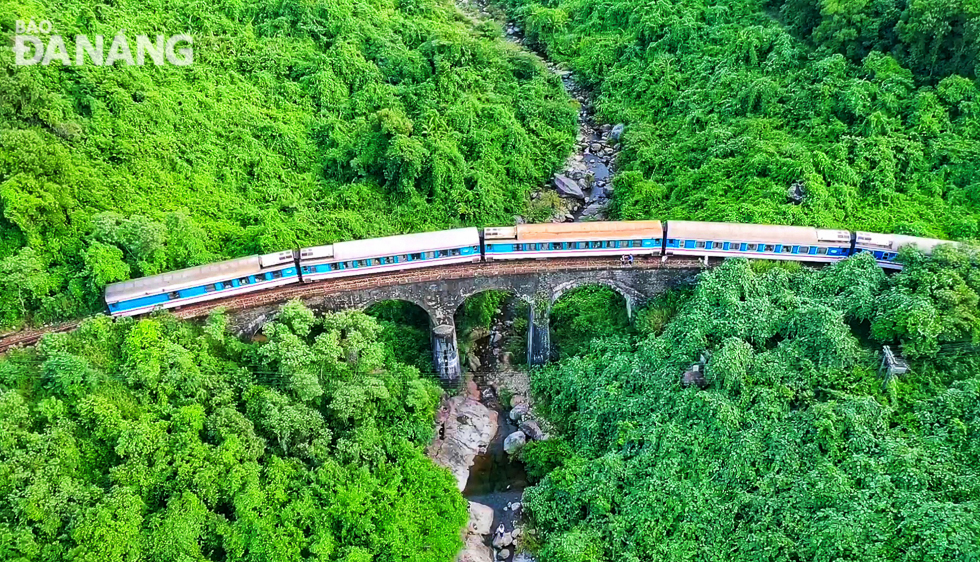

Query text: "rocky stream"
[456, 0, 624, 223]
[426, 299, 548, 562]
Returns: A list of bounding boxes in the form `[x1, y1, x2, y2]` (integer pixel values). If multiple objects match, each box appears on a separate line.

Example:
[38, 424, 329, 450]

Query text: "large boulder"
[553, 175, 585, 200]
[503, 431, 527, 455]
[458, 533, 494, 562]
[427, 396, 498, 490]
[468, 502, 495, 536]
[509, 403, 529, 421]
[520, 419, 546, 441]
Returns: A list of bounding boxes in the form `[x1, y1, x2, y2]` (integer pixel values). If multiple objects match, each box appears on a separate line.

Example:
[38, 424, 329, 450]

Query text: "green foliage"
[504, 0, 980, 241]
[872, 243, 980, 357]
[0, 0, 577, 328]
[523, 254, 980, 561]
[0, 305, 467, 561]
[550, 285, 633, 358]
[770, 0, 980, 82]
[366, 301, 435, 375]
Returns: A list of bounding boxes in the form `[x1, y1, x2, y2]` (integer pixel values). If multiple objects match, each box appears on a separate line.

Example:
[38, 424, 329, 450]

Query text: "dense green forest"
[0, 303, 467, 561]
[0, 0, 577, 328]
[503, 0, 980, 237]
[522, 248, 980, 561]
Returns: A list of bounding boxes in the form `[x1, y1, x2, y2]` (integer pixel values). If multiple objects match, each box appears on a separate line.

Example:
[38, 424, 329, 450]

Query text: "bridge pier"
[431, 321, 461, 385]
[528, 305, 551, 365]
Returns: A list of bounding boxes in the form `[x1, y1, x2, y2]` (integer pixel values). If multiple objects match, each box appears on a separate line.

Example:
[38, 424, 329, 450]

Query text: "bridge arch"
[550, 278, 644, 319]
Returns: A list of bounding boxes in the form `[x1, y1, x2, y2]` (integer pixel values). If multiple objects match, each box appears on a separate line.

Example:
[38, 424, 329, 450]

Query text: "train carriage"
[484, 221, 664, 260]
[854, 232, 956, 269]
[665, 221, 852, 263]
[298, 228, 481, 282]
[105, 251, 299, 317]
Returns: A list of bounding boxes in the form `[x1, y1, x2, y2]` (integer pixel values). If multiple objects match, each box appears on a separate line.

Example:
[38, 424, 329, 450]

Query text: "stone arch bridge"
[175, 256, 704, 384]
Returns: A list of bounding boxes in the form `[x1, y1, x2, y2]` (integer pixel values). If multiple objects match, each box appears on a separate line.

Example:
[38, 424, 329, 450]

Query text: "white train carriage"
[298, 228, 481, 282]
[483, 221, 664, 260]
[105, 250, 299, 317]
[854, 232, 956, 269]
[665, 221, 852, 263]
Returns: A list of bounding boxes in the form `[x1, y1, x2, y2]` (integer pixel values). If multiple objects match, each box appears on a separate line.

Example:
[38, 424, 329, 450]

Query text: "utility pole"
[879, 345, 909, 390]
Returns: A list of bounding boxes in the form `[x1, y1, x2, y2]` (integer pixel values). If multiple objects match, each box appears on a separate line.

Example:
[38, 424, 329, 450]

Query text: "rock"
[589, 142, 602, 152]
[512, 526, 522, 538]
[509, 403, 529, 421]
[503, 431, 527, 455]
[498, 549, 511, 559]
[500, 351, 514, 367]
[427, 396, 498, 491]
[492, 333, 503, 344]
[468, 502, 495, 536]
[553, 174, 585, 200]
[458, 533, 494, 562]
[787, 180, 805, 204]
[581, 203, 603, 217]
[682, 369, 708, 389]
[467, 352, 481, 372]
[514, 554, 536, 562]
[610, 123, 625, 140]
[513, 215, 525, 225]
[493, 532, 514, 549]
[509, 394, 527, 407]
[520, 419, 547, 441]
[564, 214, 575, 222]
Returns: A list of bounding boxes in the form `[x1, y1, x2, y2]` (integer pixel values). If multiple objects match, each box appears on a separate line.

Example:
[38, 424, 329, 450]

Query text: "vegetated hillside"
[0, 0, 577, 329]
[0, 303, 467, 561]
[522, 249, 980, 561]
[503, 0, 980, 236]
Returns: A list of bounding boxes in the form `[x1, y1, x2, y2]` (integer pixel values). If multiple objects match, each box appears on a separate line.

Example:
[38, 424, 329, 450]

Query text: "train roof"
[105, 255, 263, 304]
[667, 221, 850, 245]
[485, 221, 663, 241]
[856, 232, 956, 253]
[302, 228, 480, 262]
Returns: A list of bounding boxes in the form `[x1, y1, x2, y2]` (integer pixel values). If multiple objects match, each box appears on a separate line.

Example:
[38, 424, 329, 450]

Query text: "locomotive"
[105, 221, 957, 317]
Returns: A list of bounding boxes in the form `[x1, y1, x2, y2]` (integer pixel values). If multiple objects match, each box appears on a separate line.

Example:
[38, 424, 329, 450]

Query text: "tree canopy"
[0, 0, 577, 328]
[522, 252, 980, 561]
[0, 303, 467, 561]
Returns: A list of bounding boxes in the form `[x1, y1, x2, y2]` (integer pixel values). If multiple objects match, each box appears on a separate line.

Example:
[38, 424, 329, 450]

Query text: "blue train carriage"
[483, 221, 664, 260]
[854, 232, 956, 270]
[665, 221, 853, 263]
[297, 228, 482, 283]
[105, 250, 300, 317]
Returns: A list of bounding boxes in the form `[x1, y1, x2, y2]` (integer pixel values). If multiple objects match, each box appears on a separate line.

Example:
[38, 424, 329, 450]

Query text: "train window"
[799, 246, 810, 254]
[239, 277, 250, 285]
[473, 246, 479, 252]
[204, 284, 217, 293]
[272, 270, 283, 279]
[551, 243, 561, 250]
[817, 247, 828, 255]
[451, 248, 461, 256]
[695, 241, 706, 249]
[667, 239, 676, 246]
[764, 245, 775, 252]
[746, 244, 756, 251]
[632, 240, 642, 248]
[781, 246, 792, 254]
[168, 291, 180, 300]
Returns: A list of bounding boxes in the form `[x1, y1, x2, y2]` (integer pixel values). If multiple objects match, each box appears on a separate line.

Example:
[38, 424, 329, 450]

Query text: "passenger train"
[105, 221, 958, 317]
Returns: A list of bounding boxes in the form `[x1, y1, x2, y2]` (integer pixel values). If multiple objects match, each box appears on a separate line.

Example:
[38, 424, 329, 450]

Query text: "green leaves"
[523, 253, 980, 561]
[0, 306, 465, 561]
